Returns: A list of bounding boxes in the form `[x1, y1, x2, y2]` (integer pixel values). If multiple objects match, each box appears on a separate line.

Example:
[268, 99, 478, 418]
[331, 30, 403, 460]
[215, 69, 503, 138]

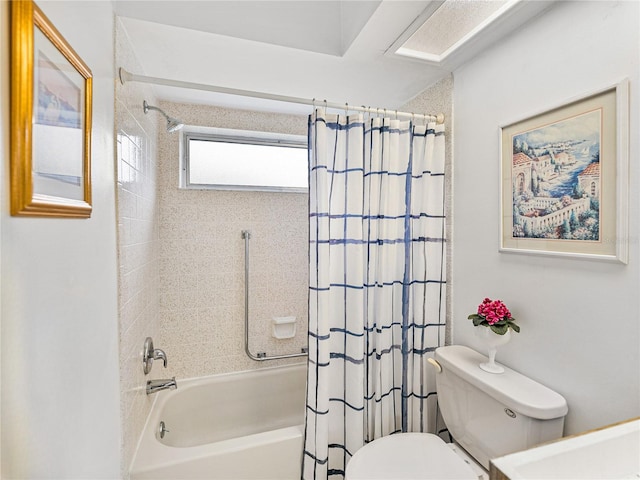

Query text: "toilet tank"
[434, 345, 568, 470]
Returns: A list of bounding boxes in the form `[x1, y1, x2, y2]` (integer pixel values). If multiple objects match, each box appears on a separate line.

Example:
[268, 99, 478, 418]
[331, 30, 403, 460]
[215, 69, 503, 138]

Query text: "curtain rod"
[118, 68, 445, 124]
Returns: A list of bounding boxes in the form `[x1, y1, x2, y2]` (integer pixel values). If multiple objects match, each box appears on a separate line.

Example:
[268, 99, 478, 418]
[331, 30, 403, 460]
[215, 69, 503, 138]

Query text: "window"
[181, 127, 308, 192]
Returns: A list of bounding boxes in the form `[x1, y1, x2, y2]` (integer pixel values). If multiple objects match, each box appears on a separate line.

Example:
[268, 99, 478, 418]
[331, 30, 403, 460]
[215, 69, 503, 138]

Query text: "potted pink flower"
[468, 298, 520, 335]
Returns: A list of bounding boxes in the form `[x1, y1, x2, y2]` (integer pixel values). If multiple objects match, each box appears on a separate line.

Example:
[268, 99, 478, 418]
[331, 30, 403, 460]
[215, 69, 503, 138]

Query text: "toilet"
[346, 345, 568, 479]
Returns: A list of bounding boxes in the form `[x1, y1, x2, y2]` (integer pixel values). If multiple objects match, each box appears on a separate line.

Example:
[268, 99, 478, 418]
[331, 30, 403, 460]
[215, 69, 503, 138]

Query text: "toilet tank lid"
[435, 345, 568, 420]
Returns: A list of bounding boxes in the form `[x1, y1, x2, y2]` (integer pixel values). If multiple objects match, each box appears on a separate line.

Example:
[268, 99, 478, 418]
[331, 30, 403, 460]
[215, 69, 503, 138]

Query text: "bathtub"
[130, 363, 307, 479]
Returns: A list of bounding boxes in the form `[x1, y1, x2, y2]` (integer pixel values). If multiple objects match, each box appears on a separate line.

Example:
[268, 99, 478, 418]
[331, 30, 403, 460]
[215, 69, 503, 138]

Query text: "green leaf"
[490, 324, 508, 335]
[510, 323, 521, 333]
[468, 314, 481, 320]
[472, 317, 485, 327]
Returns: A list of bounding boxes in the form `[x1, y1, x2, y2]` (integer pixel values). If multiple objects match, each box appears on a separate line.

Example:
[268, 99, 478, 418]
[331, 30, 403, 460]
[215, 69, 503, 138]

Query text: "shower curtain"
[302, 109, 447, 479]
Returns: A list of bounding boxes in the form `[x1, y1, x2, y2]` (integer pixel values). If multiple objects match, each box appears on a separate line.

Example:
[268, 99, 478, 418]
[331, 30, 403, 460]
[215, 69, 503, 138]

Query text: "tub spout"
[146, 377, 177, 395]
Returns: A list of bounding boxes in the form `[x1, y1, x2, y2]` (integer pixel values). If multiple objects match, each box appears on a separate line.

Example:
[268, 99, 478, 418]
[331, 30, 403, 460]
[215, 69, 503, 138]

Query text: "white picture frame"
[499, 79, 629, 264]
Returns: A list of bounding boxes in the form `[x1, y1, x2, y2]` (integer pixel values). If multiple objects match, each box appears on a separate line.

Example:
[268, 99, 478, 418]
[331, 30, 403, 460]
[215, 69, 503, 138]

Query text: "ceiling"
[113, 0, 554, 115]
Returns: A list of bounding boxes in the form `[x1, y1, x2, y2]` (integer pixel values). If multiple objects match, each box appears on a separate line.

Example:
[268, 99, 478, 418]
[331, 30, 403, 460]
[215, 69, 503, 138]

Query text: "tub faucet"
[146, 377, 177, 395]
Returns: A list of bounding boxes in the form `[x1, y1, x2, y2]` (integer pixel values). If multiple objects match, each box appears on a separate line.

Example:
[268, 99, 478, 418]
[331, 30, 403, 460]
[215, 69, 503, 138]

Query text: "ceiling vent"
[389, 0, 552, 66]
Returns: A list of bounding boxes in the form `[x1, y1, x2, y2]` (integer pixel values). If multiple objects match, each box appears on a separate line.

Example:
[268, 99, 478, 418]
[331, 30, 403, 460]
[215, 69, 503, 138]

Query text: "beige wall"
[156, 102, 308, 379]
[115, 18, 161, 478]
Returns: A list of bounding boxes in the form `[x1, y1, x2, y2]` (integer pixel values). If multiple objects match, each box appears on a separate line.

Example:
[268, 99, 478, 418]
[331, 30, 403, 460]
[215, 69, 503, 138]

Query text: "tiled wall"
[115, 19, 161, 478]
[156, 102, 309, 379]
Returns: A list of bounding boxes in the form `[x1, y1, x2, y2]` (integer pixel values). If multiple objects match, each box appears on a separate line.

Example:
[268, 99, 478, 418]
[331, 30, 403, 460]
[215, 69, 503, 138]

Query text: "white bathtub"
[130, 363, 307, 479]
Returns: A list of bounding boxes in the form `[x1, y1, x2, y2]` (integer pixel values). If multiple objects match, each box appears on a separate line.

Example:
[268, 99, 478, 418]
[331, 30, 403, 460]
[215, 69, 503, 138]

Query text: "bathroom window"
[181, 127, 308, 192]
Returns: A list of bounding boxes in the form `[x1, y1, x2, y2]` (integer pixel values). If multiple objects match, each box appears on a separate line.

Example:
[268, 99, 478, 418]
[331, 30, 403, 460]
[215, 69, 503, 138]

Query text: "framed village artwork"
[500, 80, 629, 263]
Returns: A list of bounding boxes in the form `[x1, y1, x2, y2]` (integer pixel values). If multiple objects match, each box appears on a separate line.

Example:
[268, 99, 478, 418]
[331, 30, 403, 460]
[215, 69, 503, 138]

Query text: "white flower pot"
[475, 326, 511, 374]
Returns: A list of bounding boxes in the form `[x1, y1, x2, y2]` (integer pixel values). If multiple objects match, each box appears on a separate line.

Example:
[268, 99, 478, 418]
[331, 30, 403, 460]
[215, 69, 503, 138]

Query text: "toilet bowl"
[344, 345, 568, 480]
[346, 433, 487, 480]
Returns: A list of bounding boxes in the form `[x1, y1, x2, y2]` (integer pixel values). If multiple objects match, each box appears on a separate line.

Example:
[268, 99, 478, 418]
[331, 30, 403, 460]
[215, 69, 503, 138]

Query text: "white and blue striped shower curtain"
[302, 109, 446, 480]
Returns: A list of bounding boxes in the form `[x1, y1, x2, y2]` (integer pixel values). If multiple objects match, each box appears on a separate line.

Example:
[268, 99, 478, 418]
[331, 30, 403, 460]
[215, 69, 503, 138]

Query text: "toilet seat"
[345, 433, 480, 480]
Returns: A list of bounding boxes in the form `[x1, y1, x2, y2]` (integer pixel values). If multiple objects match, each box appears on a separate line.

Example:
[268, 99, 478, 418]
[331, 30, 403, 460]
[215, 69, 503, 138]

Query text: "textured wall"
[156, 102, 308, 380]
[117, 75, 451, 472]
[401, 75, 454, 343]
[115, 18, 161, 478]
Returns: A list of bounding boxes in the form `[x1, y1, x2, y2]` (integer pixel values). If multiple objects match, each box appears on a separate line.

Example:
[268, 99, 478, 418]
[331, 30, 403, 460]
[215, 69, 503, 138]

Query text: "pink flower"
[477, 299, 511, 323]
[469, 297, 520, 334]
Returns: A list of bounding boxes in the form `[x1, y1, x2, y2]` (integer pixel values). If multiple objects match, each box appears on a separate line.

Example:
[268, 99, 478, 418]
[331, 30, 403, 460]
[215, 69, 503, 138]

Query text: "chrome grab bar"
[242, 230, 307, 362]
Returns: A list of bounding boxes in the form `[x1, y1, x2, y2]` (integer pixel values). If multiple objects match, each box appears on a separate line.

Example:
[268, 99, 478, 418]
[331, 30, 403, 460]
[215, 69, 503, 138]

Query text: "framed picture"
[500, 80, 629, 263]
[10, 0, 92, 217]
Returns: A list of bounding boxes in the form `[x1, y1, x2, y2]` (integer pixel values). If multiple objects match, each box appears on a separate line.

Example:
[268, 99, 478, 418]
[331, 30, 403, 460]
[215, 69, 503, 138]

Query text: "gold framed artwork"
[10, 0, 92, 217]
[500, 80, 629, 263]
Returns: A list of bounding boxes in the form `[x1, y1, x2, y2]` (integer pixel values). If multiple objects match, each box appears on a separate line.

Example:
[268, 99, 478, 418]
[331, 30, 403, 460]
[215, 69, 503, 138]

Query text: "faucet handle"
[143, 337, 154, 374]
[142, 337, 169, 374]
[153, 348, 168, 368]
